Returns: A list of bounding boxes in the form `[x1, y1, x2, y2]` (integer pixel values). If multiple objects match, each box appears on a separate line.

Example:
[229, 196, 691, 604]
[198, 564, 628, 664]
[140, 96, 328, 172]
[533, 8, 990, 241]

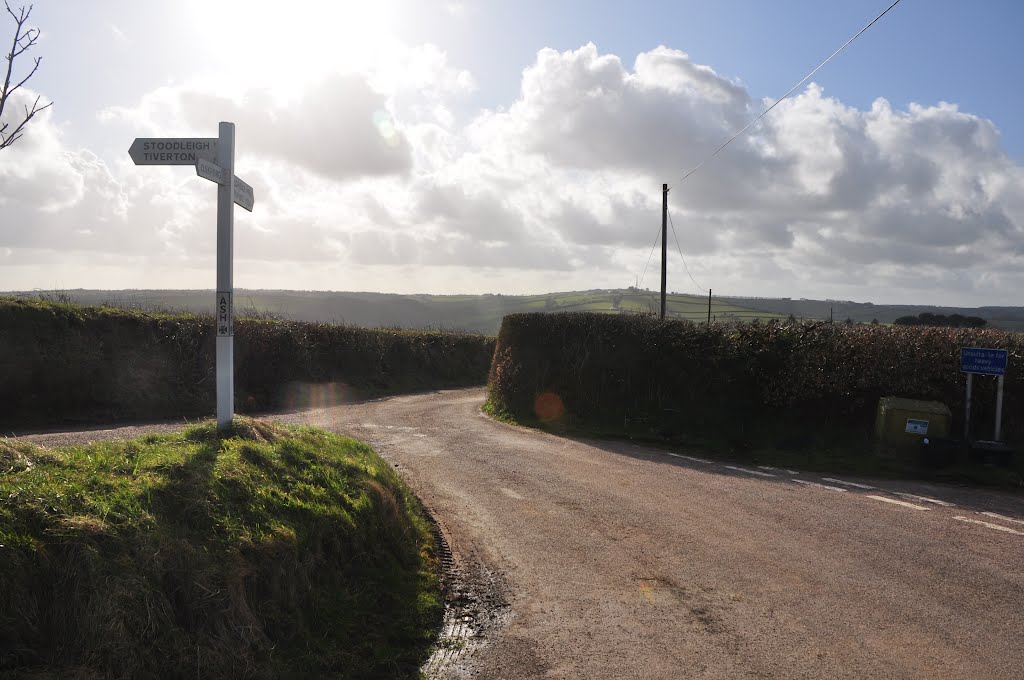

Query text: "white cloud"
[3, 42, 1024, 306]
[448, 44, 1024, 302]
[106, 22, 127, 43]
[101, 74, 412, 182]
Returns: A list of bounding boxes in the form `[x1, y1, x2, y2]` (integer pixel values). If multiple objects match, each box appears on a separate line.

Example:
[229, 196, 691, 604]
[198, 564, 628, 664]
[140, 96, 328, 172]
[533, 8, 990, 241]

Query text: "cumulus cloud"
[102, 74, 411, 182]
[448, 43, 1024, 300]
[3, 41, 1024, 305]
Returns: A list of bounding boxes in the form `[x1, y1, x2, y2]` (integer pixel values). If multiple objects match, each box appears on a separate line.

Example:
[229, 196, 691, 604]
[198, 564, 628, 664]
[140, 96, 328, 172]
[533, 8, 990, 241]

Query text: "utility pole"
[660, 183, 668, 320]
[707, 289, 712, 325]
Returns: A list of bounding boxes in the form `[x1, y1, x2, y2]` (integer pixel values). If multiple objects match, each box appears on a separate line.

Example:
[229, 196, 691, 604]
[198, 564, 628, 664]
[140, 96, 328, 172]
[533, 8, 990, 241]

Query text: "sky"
[2, 0, 1024, 306]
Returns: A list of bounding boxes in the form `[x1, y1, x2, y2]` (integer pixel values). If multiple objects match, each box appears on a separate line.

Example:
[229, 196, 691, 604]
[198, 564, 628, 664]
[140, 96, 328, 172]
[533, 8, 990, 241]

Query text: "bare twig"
[0, 2, 52, 151]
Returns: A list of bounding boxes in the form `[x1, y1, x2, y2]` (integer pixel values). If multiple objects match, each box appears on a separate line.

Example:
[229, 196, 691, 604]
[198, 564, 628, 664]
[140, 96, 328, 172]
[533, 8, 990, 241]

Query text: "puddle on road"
[421, 515, 510, 679]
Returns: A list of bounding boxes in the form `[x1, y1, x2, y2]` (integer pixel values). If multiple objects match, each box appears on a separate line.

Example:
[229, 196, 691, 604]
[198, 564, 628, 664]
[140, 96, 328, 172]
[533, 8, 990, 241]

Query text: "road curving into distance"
[19, 387, 1024, 679]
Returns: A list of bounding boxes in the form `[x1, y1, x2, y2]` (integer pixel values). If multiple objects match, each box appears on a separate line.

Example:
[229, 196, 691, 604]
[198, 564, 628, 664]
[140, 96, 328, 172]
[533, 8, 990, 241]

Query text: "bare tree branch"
[0, 2, 51, 151]
[0, 91, 48, 147]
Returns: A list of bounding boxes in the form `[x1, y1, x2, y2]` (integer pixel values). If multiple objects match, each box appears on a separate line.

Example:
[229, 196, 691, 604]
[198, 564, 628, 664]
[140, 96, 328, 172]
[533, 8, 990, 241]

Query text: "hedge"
[0, 297, 496, 427]
[486, 312, 1024, 444]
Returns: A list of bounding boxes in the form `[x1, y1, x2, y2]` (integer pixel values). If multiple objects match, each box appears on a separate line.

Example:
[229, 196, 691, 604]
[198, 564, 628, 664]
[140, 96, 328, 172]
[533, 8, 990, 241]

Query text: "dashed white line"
[866, 495, 929, 511]
[792, 479, 848, 492]
[822, 477, 877, 490]
[980, 511, 1024, 526]
[667, 453, 714, 465]
[759, 465, 799, 475]
[954, 516, 1024, 535]
[892, 492, 953, 507]
[723, 465, 777, 478]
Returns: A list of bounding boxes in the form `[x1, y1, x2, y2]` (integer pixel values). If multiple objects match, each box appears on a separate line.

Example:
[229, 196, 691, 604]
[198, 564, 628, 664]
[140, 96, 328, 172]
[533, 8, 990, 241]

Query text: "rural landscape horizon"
[8, 286, 1024, 333]
[3, 1, 1024, 307]
[4, 1, 1024, 679]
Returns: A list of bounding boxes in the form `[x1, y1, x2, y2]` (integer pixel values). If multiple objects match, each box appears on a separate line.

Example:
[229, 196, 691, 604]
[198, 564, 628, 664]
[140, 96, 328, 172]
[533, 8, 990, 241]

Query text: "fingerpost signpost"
[130, 122, 255, 431]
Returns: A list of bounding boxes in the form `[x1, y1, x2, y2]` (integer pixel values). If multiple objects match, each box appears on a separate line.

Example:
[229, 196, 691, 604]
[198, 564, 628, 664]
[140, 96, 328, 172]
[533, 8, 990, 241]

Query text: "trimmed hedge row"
[0, 297, 495, 426]
[487, 312, 1024, 444]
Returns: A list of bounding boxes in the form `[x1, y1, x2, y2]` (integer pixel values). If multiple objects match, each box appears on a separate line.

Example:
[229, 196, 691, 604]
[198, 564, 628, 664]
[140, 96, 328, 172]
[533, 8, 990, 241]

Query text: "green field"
[12, 288, 790, 334]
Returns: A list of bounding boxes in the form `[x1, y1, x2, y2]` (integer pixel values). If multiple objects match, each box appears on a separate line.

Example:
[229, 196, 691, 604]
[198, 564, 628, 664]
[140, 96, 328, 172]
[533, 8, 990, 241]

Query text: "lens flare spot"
[281, 382, 350, 421]
[533, 391, 565, 422]
[373, 110, 400, 147]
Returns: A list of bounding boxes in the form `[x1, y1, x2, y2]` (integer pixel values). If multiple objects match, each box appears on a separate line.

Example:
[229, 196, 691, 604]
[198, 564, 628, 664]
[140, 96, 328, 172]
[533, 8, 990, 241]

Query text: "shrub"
[487, 313, 1024, 444]
[0, 297, 495, 426]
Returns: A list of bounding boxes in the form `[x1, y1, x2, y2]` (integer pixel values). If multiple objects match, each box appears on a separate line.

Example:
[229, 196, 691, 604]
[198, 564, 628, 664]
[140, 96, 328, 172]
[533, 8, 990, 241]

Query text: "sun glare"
[188, 0, 398, 88]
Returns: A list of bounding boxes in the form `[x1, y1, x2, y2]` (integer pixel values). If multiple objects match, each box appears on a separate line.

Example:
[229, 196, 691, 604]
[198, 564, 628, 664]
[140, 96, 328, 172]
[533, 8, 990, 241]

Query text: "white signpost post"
[130, 122, 254, 431]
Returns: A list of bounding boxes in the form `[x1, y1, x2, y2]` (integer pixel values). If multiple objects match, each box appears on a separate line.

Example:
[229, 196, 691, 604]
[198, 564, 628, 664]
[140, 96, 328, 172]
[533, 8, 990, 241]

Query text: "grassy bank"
[0, 419, 442, 679]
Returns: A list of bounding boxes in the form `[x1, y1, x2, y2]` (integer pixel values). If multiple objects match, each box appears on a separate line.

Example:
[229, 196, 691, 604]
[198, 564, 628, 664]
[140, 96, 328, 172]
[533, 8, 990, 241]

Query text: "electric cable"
[667, 209, 707, 294]
[670, 0, 903, 191]
[635, 0, 903, 289]
[637, 226, 661, 289]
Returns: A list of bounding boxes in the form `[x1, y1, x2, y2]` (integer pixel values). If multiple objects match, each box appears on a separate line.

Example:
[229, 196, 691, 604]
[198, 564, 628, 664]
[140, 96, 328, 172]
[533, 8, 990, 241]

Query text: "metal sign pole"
[995, 374, 1004, 441]
[215, 122, 235, 431]
[964, 372, 972, 442]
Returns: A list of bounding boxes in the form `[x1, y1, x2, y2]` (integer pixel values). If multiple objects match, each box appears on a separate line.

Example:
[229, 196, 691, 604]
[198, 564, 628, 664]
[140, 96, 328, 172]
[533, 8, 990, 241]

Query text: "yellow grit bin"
[875, 397, 951, 449]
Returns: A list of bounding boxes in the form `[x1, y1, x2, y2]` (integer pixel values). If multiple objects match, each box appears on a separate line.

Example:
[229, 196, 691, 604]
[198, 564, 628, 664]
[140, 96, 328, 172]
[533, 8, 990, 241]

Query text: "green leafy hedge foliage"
[487, 312, 1024, 443]
[893, 312, 987, 328]
[0, 297, 495, 426]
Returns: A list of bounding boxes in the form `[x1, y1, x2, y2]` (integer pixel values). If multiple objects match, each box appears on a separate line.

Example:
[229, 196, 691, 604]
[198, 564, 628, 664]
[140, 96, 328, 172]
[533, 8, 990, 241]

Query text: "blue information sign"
[960, 347, 1008, 375]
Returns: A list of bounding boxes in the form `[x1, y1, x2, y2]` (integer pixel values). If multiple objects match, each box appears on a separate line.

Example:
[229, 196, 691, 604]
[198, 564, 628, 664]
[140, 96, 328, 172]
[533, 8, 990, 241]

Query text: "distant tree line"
[893, 312, 986, 328]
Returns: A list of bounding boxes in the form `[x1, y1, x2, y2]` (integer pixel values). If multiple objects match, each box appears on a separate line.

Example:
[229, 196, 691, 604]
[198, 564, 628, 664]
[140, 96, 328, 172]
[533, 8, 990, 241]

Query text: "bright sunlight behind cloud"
[3, 38, 1023, 304]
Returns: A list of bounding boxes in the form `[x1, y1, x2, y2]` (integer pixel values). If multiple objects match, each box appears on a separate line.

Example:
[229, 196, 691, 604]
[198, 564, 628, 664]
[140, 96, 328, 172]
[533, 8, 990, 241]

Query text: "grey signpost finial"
[130, 122, 255, 432]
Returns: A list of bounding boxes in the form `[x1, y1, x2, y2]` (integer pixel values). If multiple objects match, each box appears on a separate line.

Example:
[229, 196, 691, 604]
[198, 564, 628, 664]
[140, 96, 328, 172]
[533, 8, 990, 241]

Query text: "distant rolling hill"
[6, 288, 783, 335]
[719, 297, 1024, 331]
[10, 288, 1021, 334]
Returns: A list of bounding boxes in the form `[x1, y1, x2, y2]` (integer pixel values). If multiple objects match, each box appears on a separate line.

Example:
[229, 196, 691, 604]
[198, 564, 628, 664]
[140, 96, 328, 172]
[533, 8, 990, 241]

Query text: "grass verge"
[0, 418, 442, 679]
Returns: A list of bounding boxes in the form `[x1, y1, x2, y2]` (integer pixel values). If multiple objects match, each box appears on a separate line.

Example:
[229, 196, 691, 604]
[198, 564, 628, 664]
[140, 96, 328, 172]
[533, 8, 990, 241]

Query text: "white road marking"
[759, 465, 800, 475]
[866, 495, 929, 511]
[792, 479, 848, 492]
[893, 492, 953, 507]
[980, 511, 1024, 526]
[724, 465, 777, 478]
[954, 516, 1024, 536]
[822, 477, 877, 490]
[667, 453, 714, 465]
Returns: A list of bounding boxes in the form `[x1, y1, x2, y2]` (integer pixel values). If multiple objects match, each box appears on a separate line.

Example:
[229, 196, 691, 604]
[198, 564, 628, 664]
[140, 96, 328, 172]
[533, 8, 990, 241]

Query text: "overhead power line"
[667, 210, 706, 293]
[671, 0, 903, 190]
[638, 226, 661, 289]
[636, 0, 904, 293]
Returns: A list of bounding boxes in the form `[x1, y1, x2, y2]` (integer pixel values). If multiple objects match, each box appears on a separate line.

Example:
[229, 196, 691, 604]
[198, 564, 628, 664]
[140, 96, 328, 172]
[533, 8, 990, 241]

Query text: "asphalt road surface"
[19, 388, 1024, 679]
